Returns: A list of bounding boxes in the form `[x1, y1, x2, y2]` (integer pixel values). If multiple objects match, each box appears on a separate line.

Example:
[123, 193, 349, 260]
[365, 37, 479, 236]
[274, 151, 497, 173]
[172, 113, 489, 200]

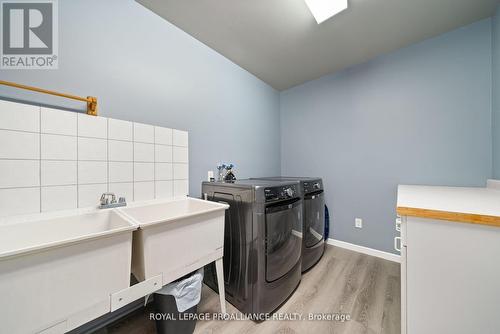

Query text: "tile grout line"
[0, 179, 185, 191]
[0, 127, 185, 147]
[0, 158, 138, 162]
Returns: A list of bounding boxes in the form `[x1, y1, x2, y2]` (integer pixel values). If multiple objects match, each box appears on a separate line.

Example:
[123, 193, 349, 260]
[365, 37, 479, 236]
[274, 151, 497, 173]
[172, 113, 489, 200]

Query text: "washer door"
[304, 191, 325, 248]
[265, 199, 302, 282]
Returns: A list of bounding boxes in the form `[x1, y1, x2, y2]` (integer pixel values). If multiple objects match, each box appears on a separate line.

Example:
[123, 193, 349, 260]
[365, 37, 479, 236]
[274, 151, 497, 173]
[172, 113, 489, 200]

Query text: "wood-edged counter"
[397, 183, 500, 228]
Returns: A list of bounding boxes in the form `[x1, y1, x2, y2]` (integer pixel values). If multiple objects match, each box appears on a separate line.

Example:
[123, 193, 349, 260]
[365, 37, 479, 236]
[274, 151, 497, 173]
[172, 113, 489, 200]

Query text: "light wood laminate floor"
[101, 245, 400, 334]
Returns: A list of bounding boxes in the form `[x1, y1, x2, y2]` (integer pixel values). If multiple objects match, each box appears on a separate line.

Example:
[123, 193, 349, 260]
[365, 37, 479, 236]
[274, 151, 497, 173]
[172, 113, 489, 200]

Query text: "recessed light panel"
[304, 0, 348, 24]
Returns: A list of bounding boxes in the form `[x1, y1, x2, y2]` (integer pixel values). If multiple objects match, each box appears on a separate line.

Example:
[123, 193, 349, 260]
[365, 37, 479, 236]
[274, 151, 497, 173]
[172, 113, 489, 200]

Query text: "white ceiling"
[137, 0, 498, 91]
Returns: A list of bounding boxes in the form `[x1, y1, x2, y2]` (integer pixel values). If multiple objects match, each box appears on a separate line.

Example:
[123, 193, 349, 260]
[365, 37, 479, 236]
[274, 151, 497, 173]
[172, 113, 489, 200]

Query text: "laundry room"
[0, 1, 499, 334]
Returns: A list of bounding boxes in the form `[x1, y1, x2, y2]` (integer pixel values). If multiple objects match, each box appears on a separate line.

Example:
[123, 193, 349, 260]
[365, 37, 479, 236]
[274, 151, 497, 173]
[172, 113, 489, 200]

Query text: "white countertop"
[397, 184, 500, 217]
[397, 181, 500, 227]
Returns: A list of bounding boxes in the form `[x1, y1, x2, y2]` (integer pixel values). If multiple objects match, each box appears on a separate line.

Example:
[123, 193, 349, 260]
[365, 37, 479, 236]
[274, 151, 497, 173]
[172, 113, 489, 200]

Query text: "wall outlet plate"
[355, 218, 363, 228]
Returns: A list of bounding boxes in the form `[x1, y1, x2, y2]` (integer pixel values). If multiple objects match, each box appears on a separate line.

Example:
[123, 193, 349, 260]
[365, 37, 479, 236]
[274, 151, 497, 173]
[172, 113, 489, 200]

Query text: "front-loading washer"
[202, 179, 302, 315]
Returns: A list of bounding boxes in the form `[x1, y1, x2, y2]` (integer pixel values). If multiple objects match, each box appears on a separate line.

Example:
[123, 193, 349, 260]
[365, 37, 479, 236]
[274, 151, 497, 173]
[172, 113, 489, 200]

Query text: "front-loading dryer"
[251, 177, 325, 272]
[202, 179, 302, 315]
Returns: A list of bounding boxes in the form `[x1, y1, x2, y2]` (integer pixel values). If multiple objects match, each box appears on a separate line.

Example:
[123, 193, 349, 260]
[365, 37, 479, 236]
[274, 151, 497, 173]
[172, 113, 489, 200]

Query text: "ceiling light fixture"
[304, 0, 348, 24]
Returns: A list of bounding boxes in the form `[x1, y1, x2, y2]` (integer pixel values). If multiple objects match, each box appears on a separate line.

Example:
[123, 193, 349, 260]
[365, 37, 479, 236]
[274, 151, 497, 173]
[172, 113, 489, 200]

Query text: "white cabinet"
[397, 184, 500, 334]
[399, 216, 500, 334]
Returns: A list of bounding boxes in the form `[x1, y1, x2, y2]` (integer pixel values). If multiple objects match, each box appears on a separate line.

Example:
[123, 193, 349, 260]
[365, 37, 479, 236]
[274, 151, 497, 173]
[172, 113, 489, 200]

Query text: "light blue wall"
[0, 0, 281, 196]
[280, 19, 492, 253]
[493, 6, 500, 178]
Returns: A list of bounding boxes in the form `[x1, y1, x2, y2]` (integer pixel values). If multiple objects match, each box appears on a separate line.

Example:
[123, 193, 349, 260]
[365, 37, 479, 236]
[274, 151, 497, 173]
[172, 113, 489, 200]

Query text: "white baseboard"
[327, 238, 401, 263]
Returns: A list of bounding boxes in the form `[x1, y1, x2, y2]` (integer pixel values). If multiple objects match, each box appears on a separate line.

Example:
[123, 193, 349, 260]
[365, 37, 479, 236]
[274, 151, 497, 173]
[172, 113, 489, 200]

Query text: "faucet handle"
[100, 192, 116, 205]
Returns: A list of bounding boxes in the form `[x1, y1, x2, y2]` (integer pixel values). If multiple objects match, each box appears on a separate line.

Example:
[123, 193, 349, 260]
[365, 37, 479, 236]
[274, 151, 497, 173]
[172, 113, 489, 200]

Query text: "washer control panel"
[303, 180, 323, 194]
[264, 184, 299, 202]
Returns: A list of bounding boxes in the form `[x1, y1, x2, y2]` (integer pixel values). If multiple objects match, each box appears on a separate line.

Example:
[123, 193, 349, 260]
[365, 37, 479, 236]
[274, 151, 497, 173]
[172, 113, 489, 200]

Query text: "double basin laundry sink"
[0, 197, 228, 334]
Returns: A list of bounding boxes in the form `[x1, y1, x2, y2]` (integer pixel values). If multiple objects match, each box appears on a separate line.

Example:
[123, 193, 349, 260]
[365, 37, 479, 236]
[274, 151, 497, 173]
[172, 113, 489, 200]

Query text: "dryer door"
[304, 191, 325, 248]
[265, 199, 302, 282]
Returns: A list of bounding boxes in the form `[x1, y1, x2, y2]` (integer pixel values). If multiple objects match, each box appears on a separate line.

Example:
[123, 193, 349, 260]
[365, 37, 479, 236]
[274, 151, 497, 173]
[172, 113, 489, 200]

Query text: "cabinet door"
[406, 217, 500, 334]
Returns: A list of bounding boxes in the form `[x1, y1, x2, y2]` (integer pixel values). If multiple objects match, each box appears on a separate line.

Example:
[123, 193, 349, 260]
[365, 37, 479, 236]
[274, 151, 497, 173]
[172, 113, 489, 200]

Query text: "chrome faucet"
[99, 192, 127, 209]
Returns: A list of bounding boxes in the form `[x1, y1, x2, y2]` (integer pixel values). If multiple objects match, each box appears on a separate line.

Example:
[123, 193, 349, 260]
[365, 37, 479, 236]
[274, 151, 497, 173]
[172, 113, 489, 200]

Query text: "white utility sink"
[119, 197, 229, 312]
[0, 209, 136, 334]
[0, 210, 135, 259]
[121, 197, 229, 228]
[0, 197, 230, 333]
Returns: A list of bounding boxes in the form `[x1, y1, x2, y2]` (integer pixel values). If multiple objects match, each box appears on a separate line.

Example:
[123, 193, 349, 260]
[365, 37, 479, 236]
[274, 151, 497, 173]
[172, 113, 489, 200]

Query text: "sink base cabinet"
[0, 232, 133, 334]
[401, 217, 500, 334]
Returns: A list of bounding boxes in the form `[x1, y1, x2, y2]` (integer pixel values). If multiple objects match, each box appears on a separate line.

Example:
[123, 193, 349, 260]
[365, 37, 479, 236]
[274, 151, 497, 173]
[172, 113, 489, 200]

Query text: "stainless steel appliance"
[202, 179, 302, 314]
[251, 177, 325, 272]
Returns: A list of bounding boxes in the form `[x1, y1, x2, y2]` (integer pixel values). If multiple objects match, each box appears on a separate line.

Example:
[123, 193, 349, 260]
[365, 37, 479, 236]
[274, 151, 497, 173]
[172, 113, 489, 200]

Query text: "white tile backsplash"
[0, 160, 39, 188]
[0, 187, 40, 217]
[155, 163, 173, 181]
[78, 114, 107, 138]
[0, 101, 188, 216]
[108, 140, 133, 161]
[134, 123, 154, 143]
[109, 161, 133, 183]
[41, 185, 77, 212]
[0, 130, 39, 159]
[173, 163, 189, 180]
[108, 119, 133, 141]
[173, 129, 188, 147]
[41, 160, 77, 186]
[78, 137, 107, 161]
[0, 100, 39, 133]
[134, 142, 154, 162]
[155, 180, 173, 199]
[173, 146, 189, 163]
[41, 107, 77, 136]
[41, 134, 77, 160]
[134, 162, 154, 182]
[134, 181, 154, 201]
[155, 126, 172, 145]
[155, 145, 173, 163]
[173, 180, 189, 197]
[78, 161, 108, 184]
[109, 182, 134, 202]
[78, 183, 107, 208]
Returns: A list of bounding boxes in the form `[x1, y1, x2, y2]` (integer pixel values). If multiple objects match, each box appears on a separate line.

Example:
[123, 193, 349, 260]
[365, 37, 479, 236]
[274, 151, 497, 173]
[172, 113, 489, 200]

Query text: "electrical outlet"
[355, 218, 363, 229]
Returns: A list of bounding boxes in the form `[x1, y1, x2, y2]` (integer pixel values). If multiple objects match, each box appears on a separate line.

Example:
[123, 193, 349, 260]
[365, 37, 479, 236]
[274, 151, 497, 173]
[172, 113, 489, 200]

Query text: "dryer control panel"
[264, 184, 299, 202]
[303, 179, 323, 194]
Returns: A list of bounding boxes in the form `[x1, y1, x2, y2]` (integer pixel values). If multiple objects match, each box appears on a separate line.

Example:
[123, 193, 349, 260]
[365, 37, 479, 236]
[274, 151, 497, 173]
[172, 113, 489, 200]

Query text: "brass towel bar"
[0, 80, 98, 116]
